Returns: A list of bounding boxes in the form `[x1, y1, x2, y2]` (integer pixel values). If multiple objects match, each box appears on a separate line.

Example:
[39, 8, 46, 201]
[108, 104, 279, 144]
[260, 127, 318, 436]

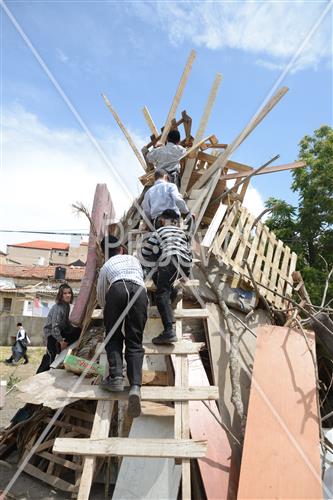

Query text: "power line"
[0, 229, 89, 236]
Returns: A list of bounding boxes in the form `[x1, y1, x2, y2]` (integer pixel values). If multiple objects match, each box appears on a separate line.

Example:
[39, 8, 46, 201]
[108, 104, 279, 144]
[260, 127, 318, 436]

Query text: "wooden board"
[112, 416, 181, 499]
[187, 353, 235, 500]
[70, 184, 114, 326]
[237, 325, 322, 500]
[66, 385, 219, 401]
[53, 437, 207, 458]
[144, 341, 204, 355]
[192, 86, 289, 190]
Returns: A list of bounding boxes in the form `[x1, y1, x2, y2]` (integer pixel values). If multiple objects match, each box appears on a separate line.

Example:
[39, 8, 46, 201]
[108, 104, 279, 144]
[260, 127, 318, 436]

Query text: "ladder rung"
[144, 341, 204, 355]
[149, 307, 209, 319]
[146, 279, 200, 291]
[92, 307, 209, 320]
[67, 385, 219, 402]
[53, 437, 207, 458]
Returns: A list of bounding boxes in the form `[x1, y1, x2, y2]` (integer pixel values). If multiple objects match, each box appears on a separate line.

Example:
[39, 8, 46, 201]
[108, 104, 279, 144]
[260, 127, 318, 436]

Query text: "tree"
[265, 125, 333, 305]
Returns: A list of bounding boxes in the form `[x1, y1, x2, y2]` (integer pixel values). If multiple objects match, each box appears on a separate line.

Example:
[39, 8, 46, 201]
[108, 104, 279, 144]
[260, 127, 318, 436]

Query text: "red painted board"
[188, 354, 235, 499]
[70, 184, 114, 326]
[238, 325, 323, 499]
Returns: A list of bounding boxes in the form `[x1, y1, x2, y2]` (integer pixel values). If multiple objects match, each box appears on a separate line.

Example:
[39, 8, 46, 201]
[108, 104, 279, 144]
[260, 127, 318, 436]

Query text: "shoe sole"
[152, 337, 178, 345]
[100, 383, 124, 392]
[128, 393, 141, 418]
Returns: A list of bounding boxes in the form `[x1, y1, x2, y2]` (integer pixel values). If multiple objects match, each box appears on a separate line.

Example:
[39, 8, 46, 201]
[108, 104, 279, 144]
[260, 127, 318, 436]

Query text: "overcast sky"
[0, 0, 332, 252]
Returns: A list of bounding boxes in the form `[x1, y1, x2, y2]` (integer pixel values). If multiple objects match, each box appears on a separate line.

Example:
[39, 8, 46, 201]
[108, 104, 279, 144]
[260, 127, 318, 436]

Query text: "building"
[0, 265, 85, 344]
[6, 240, 88, 266]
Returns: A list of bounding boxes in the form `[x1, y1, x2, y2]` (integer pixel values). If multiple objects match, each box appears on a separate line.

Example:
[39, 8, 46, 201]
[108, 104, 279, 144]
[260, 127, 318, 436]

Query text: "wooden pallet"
[210, 202, 297, 309]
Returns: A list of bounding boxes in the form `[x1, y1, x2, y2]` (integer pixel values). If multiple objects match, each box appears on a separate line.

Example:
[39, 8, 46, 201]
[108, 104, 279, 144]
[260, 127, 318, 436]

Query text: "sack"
[20, 333, 31, 347]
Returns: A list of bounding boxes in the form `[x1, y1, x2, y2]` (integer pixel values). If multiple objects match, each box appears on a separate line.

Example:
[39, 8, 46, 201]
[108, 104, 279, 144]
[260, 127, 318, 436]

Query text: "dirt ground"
[0, 347, 107, 499]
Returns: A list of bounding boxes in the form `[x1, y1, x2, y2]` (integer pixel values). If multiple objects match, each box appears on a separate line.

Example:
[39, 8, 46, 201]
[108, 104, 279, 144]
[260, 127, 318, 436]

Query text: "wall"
[6, 246, 51, 266]
[67, 244, 88, 264]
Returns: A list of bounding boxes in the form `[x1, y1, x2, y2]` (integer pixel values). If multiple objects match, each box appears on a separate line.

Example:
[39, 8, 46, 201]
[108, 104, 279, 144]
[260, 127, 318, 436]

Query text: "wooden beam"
[77, 391, 114, 498]
[219, 160, 305, 181]
[181, 73, 222, 194]
[142, 106, 159, 138]
[66, 385, 219, 402]
[201, 203, 228, 248]
[53, 437, 207, 459]
[192, 86, 289, 190]
[102, 93, 147, 171]
[144, 341, 204, 355]
[160, 50, 196, 144]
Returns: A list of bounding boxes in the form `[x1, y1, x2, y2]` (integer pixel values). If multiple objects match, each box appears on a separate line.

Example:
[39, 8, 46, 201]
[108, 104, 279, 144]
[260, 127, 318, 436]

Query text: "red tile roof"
[8, 240, 70, 251]
[0, 264, 84, 281]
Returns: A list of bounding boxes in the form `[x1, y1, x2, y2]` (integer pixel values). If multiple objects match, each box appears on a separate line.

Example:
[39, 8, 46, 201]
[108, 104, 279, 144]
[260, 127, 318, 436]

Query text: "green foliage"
[7, 373, 21, 390]
[265, 125, 333, 305]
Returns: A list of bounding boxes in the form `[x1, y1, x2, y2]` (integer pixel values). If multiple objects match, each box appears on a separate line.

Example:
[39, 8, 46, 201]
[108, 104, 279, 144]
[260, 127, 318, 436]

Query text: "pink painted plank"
[238, 325, 323, 499]
[188, 355, 236, 499]
[70, 184, 114, 326]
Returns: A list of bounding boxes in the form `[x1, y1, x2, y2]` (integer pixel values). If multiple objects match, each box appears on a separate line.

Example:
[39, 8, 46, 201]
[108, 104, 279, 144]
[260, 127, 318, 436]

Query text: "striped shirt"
[140, 225, 192, 269]
[43, 303, 70, 341]
[97, 254, 145, 308]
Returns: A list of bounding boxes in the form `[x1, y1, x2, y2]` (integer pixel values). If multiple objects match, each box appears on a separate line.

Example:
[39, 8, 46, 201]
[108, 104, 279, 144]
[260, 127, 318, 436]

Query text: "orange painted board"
[238, 325, 324, 499]
[188, 355, 235, 499]
[70, 184, 114, 325]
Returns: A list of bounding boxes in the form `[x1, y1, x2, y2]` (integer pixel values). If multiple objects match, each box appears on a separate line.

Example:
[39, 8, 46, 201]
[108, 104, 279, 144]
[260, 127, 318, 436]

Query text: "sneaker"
[152, 331, 178, 344]
[23, 359, 29, 365]
[128, 385, 141, 418]
[4, 359, 13, 365]
[100, 375, 124, 392]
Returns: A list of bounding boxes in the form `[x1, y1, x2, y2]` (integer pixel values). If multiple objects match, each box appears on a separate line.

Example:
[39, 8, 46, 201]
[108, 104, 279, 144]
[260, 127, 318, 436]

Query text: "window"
[3, 298, 12, 313]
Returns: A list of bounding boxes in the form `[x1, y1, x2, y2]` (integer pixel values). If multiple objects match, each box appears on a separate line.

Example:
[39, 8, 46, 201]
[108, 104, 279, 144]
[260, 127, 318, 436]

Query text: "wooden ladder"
[53, 232, 217, 499]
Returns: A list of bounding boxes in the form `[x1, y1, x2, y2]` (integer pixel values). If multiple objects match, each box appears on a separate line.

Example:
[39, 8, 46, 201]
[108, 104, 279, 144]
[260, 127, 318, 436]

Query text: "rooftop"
[0, 264, 85, 281]
[8, 240, 70, 251]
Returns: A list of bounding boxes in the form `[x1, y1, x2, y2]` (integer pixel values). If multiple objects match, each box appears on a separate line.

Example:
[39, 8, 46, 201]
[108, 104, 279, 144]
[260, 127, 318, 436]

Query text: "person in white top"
[5, 322, 30, 365]
[142, 169, 191, 228]
[97, 236, 148, 418]
[146, 130, 186, 187]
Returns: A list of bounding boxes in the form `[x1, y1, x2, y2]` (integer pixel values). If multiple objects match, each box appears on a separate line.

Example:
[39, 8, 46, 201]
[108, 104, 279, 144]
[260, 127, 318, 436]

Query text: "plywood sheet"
[238, 325, 323, 499]
[112, 416, 181, 500]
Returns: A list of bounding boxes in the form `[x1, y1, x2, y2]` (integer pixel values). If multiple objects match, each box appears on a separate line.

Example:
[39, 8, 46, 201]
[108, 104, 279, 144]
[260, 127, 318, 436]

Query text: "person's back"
[146, 130, 185, 186]
[142, 169, 190, 224]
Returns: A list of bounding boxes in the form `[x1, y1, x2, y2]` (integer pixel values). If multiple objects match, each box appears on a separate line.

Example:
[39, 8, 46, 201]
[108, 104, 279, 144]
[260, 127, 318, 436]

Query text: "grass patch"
[0, 346, 45, 364]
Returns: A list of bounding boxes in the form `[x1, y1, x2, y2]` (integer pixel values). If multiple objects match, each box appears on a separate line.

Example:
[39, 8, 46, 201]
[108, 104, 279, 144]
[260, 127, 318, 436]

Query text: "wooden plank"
[66, 385, 219, 402]
[219, 160, 305, 181]
[140, 402, 175, 417]
[265, 239, 284, 306]
[160, 50, 196, 144]
[146, 278, 199, 291]
[181, 73, 222, 194]
[102, 93, 147, 171]
[192, 87, 289, 190]
[53, 438, 207, 458]
[24, 463, 75, 492]
[142, 106, 159, 137]
[201, 202, 228, 248]
[237, 326, 322, 499]
[148, 307, 209, 319]
[285, 252, 297, 298]
[36, 451, 82, 471]
[252, 222, 268, 282]
[70, 184, 114, 326]
[188, 353, 234, 499]
[112, 416, 181, 499]
[77, 353, 114, 500]
[50, 340, 79, 368]
[144, 341, 204, 355]
[193, 170, 222, 231]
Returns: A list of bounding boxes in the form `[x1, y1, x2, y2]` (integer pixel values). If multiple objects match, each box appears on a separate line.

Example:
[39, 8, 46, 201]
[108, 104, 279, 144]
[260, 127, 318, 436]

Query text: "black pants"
[36, 326, 81, 374]
[104, 281, 148, 386]
[153, 258, 190, 333]
[8, 341, 28, 363]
